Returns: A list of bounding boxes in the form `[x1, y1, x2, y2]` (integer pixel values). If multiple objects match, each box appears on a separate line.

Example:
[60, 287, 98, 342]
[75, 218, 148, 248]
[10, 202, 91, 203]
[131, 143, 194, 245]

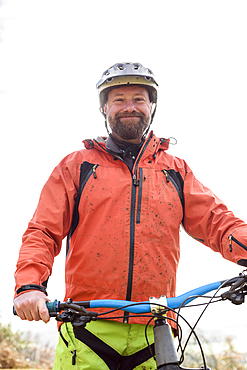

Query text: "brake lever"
[72, 315, 95, 329]
[55, 298, 98, 324]
[230, 276, 247, 291]
[55, 307, 98, 324]
[221, 273, 247, 305]
[59, 298, 98, 317]
[222, 289, 245, 305]
[56, 311, 75, 323]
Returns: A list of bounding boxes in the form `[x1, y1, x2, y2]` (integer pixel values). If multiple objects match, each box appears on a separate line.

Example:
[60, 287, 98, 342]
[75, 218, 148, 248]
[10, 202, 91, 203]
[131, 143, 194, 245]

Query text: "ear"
[103, 103, 108, 115]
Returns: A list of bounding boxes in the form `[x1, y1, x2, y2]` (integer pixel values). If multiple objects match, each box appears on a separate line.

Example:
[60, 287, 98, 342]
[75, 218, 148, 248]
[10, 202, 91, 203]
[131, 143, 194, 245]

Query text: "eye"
[135, 97, 145, 103]
[113, 98, 125, 103]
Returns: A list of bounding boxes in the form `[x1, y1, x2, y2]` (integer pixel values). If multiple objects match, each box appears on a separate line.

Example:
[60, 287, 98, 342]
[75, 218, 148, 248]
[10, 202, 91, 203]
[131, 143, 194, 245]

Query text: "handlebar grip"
[13, 306, 17, 315]
[46, 300, 59, 313]
[13, 300, 59, 316]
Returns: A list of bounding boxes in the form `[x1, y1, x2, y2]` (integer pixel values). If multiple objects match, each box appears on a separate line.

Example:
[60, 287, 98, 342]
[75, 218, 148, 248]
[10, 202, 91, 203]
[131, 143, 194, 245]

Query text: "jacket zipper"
[136, 168, 143, 224]
[94, 137, 152, 323]
[124, 137, 152, 323]
[92, 164, 98, 178]
[229, 235, 247, 252]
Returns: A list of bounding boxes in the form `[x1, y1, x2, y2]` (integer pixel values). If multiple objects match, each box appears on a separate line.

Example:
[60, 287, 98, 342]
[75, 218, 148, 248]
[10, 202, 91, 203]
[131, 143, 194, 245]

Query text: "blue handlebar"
[166, 281, 222, 309]
[89, 281, 222, 313]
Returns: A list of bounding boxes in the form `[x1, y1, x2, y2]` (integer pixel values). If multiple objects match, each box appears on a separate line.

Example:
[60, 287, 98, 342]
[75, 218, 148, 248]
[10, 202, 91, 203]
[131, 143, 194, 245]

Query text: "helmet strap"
[105, 119, 110, 135]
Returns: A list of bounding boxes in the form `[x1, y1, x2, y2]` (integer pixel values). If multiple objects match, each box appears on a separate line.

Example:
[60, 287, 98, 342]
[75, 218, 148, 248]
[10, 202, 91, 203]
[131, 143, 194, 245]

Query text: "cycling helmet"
[97, 62, 158, 117]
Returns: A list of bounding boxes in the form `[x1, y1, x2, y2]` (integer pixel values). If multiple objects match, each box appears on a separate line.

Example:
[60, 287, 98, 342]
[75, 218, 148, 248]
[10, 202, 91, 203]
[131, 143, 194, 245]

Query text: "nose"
[123, 98, 136, 112]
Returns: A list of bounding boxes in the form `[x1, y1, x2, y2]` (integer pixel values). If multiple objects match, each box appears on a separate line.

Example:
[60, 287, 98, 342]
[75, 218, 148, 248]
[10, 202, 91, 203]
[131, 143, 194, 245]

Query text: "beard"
[108, 112, 150, 140]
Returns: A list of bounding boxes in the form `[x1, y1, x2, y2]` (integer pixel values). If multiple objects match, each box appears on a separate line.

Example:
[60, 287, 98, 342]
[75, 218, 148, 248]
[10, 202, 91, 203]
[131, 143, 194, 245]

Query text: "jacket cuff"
[16, 284, 48, 296]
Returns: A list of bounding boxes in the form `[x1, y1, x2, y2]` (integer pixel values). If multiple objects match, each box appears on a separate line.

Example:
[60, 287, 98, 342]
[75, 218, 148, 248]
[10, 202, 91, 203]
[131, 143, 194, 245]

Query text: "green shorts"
[53, 319, 156, 370]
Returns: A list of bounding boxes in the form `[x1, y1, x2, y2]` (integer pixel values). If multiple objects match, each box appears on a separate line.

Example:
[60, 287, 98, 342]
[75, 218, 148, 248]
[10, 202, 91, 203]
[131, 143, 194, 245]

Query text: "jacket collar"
[83, 131, 170, 156]
[105, 135, 122, 154]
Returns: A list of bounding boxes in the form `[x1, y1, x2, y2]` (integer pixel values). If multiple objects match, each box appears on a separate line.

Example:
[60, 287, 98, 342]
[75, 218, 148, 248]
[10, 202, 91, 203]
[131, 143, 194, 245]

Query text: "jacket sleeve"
[181, 161, 247, 267]
[14, 159, 79, 297]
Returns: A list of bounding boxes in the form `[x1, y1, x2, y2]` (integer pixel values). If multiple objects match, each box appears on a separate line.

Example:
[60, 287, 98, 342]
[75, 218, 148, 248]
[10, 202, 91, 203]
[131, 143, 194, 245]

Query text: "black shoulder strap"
[66, 162, 95, 257]
[166, 169, 184, 212]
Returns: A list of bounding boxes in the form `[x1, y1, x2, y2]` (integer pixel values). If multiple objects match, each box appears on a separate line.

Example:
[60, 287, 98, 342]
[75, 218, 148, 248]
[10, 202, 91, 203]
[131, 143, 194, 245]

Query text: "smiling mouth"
[120, 116, 140, 119]
[116, 112, 143, 119]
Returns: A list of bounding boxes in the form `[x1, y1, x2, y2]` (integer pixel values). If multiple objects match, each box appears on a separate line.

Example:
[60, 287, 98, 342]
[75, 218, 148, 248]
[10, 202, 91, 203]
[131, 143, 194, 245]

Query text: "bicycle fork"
[153, 318, 210, 370]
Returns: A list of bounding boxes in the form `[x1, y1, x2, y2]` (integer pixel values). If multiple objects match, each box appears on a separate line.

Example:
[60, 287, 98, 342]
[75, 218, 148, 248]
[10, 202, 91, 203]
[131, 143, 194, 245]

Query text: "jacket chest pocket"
[135, 168, 184, 227]
[162, 169, 184, 211]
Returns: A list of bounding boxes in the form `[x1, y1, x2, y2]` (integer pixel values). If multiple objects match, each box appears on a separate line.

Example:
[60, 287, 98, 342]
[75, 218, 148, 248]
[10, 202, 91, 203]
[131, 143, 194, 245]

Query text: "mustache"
[115, 112, 144, 119]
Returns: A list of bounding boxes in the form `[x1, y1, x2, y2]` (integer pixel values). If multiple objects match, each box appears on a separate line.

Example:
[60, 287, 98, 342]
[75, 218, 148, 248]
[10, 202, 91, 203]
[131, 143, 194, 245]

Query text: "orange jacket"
[15, 132, 247, 325]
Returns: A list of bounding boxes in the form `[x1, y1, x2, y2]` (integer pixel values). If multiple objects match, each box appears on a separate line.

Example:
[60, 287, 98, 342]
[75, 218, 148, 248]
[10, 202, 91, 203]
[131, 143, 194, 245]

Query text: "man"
[14, 62, 247, 369]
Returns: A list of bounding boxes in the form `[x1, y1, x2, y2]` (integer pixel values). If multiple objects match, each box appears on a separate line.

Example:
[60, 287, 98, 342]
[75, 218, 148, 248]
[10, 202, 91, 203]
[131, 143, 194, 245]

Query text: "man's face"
[104, 85, 153, 142]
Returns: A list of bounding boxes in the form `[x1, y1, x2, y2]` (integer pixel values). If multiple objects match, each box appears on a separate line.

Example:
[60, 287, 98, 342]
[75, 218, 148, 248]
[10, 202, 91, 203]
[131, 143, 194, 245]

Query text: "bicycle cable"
[176, 276, 240, 365]
[141, 304, 208, 370]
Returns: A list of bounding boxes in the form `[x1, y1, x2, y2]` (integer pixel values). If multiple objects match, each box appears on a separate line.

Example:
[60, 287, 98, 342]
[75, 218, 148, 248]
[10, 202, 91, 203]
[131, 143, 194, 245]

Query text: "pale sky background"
[0, 0, 247, 353]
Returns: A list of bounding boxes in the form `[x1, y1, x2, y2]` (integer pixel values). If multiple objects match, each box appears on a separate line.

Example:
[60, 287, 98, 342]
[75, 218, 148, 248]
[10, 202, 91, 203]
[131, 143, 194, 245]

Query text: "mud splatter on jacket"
[14, 131, 247, 325]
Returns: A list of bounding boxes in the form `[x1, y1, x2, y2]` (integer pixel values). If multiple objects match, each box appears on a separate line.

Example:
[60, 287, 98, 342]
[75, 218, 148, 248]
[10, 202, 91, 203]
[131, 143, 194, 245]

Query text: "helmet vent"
[134, 64, 140, 70]
[117, 64, 125, 70]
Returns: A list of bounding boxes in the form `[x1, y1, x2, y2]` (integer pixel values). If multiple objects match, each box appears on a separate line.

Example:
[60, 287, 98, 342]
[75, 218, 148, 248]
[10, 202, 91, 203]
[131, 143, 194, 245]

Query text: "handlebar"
[13, 273, 247, 317]
[45, 280, 222, 315]
[37, 272, 247, 315]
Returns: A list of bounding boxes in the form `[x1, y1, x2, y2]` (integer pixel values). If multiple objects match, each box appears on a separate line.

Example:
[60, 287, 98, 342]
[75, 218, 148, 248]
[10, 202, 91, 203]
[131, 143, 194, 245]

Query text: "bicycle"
[14, 271, 247, 369]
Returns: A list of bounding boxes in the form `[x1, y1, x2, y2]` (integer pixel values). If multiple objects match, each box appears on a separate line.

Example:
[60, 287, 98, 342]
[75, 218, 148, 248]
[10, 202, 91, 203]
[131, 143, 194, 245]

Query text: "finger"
[31, 306, 42, 321]
[24, 300, 41, 321]
[25, 309, 37, 321]
[14, 302, 32, 321]
[14, 307, 27, 321]
[38, 299, 50, 323]
[14, 300, 40, 321]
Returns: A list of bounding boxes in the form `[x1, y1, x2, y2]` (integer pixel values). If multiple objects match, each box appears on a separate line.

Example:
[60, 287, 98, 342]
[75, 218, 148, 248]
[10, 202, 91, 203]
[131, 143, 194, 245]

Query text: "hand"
[13, 290, 50, 323]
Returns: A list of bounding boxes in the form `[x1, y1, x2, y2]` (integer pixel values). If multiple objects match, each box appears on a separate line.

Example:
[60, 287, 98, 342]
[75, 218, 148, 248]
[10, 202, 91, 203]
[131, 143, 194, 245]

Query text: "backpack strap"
[166, 169, 184, 211]
[66, 162, 96, 257]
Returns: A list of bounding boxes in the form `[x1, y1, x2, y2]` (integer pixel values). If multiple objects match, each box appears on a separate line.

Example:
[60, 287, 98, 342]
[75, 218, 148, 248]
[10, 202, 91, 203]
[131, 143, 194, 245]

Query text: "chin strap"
[105, 120, 110, 135]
